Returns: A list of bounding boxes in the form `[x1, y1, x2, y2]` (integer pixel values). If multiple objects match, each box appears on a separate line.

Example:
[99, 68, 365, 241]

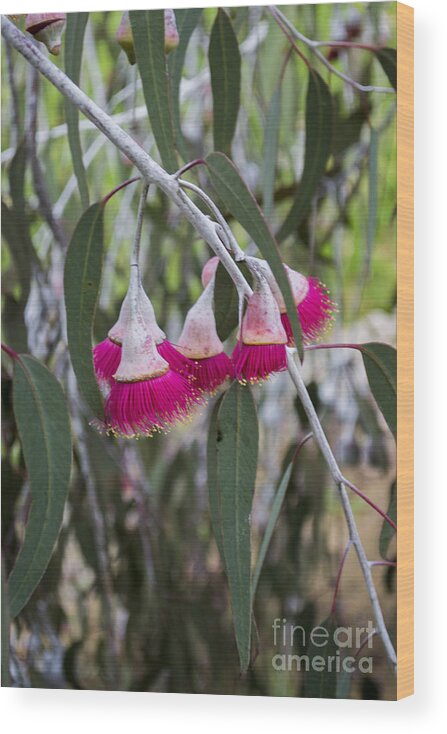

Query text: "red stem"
[102, 175, 141, 206]
[1, 343, 19, 361]
[330, 540, 353, 615]
[370, 560, 396, 568]
[270, 10, 312, 70]
[343, 477, 397, 531]
[174, 158, 207, 179]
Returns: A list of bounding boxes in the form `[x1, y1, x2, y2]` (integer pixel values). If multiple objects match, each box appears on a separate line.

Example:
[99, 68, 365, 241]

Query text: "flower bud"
[164, 9, 179, 54]
[116, 11, 136, 65]
[25, 13, 66, 56]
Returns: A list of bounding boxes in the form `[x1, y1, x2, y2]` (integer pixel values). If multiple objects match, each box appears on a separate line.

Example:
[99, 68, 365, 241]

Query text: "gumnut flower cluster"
[25, 13, 66, 56]
[93, 253, 335, 438]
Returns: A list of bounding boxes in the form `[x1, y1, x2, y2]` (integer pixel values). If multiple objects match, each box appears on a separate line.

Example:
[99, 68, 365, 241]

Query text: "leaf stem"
[1, 343, 19, 361]
[330, 540, 353, 615]
[102, 175, 141, 206]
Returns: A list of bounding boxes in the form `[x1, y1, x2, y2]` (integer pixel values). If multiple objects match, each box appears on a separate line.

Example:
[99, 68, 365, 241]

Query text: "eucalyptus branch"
[1, 13, 396, 672]
[1, 16, 250, 302]
[268, 6, 395, 95]
[286, 349, 397, 669]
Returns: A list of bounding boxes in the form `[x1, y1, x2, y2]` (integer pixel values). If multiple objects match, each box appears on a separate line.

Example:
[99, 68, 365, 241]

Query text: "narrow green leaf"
[213, 260, 251, 341]
[8, 355, 72, 618]
[207, 395, 226, 563]
[380, 480, 397, 559]
[209, 8, 241, 155]
[336, 666, 353, 699]
[64, 202, 105, 416]
[130, 10, 178, 172]
[262, 85, 282, 220]
[252, 462, 292, 599]
[365, 127, 379, 278]
[168, 8, 202, 160]
[374, 48, 397, 90]
[1, 560, 10, 685]
[64, 13, 89, 208]
[302, 615, 338, 699]
[211, 382, 259, 671]
[277, 70, 333, 242]
[206, 151, 303, 359]
[358, 342, 396, 440]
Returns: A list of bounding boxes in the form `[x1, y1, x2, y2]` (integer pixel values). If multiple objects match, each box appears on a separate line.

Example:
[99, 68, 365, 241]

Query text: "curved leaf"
[206, 151, 303, 358]
[252, 461, 292, 598]
[64, 12, 89, 208]
[380, 480, 397, 559]
[277, 70, 333, 242]
[209, 8, 241, 155]
[207, 382, 258, 671]
[358, 342, 396, 440]
[64, 202, 104, 416]
[130, 10, 178, 172]
[302, 615, 338, 699]
[213, 260, 251, 341]
[8, 355, 72, 618]
[374, 48, 397, 90]
[262, 85, 282, 220]
[168, 8, 202, 161]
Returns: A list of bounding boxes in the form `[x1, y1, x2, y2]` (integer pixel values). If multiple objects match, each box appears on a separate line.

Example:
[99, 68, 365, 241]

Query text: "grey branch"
[269, 6, 395, 95]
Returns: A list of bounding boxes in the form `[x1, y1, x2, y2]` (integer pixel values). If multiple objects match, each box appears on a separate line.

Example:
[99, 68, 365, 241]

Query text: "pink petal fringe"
[157, 339, 195, 376]
[93, 338, 122, 383]
[232, 341, 287, 383]
[281, 277, 336, 345]
[181, 351, 233, 393]
[104, 370, 203, 438]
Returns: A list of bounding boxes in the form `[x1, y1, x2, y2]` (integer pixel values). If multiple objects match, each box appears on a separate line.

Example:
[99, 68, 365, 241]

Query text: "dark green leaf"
[168, 8, 202, 160]
[213, 260, 251, 341]
[209, 8, 241, 155]
[380, 480, 396, 559]
[262, 85, 282, 220]
[64, 13, 90, 208]
[206, 151, 303, 359]
[208, 382, 259, 671]
[336, 666, 353, 699]
[252, 461, 292, 599]
[277, 70, 333, 241]
[302, 615, 338, 699]
[64, 202, 105, 416]
[358, 342, 396, 440]
[130, 10, 178, 172]
[374, 48, 397, 90]
[1, 560, 10, 685]
[207, 395, 225, 563]
[8, 355, 72, 618]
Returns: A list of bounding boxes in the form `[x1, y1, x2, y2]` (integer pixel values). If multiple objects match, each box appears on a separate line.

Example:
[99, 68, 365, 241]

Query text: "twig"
[286, 349, 397, 669]
[268, 6, 395, 95]
[330, 540, 353, 615]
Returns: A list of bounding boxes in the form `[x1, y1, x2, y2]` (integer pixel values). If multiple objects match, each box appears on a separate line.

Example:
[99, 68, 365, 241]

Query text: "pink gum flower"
[252, 260, 336, 344]
[172, 281, 232, 392]
[104, 306, 202, 438]
[232, 276, 287, 383]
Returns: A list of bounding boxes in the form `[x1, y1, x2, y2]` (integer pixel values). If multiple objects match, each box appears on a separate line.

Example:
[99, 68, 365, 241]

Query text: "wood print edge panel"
[396, 0, 414, 701]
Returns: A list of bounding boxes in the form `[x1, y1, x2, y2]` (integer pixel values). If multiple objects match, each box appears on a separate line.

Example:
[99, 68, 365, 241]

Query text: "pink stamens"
[180, 351, 233, 392]
[282, 277, 336, 345]
[232, 342, 287, 383]
[93, 338, 122, 384]
[104, 369, 202, 438]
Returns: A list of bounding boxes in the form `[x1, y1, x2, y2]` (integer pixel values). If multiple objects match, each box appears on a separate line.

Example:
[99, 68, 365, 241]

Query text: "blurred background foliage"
[2, 3, 396, 698]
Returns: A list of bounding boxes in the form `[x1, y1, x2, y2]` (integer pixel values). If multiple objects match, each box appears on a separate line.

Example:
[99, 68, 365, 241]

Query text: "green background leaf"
[374, 48, 397, 89]
[358, 342, 396, 440]
[64, 202, 105, 416]
[380, 479, 397, 559]
[277, 70, 333, 241]
[168, 8, 203, 160]
[8, 355, 72, 618]
[262, 85, 282, 221]
[207, 382, 258, 671]
[206, 151, 303, 358]
[130, 10, 178, 172]
[64, 12, 90, 208]
[302, 615, 338, 698]
[209, 8, 241, 155]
